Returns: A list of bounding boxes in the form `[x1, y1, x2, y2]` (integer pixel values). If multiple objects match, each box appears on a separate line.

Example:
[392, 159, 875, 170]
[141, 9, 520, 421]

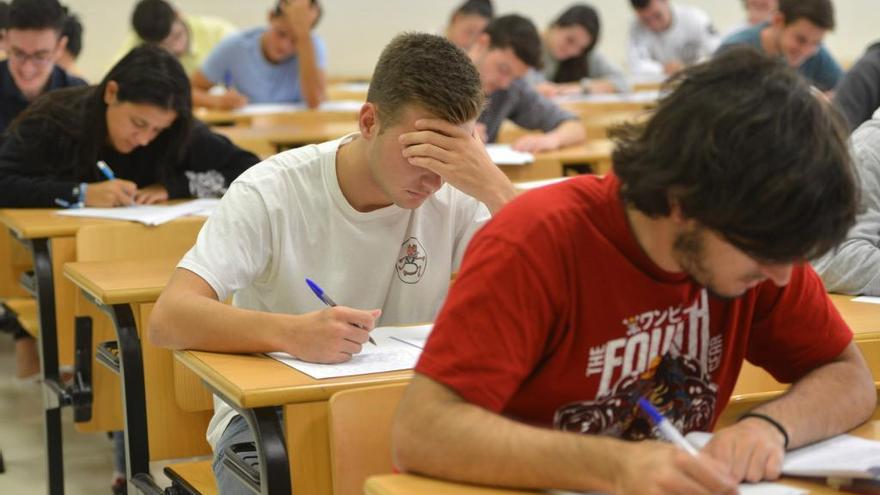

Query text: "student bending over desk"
[393, 49, 876, 494]
[0, 45, 259, 208]
[444, 0, 493, 51]
[149, 33, 517, 494]
[190, 0, 325, 110]
[468, 15, 586, 153]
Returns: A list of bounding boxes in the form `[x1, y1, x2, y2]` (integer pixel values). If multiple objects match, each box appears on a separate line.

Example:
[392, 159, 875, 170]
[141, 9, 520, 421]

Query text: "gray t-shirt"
[478, 79, 579, 143]
[813, 110, 880, 294]
[833, 42, 880, 132]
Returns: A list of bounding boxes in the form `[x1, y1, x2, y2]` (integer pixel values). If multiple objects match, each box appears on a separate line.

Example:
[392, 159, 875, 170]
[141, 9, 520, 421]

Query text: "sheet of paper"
[555, 90, 661, 105]
[485, 144, 534, 165]
[234, 100, 363, 116]
[852, 295, 880, 304]
[56, 199, 220, 226]
[267, 324, 433, 379]
[515, 177, 572, 190]
[549, 483, 804, 495]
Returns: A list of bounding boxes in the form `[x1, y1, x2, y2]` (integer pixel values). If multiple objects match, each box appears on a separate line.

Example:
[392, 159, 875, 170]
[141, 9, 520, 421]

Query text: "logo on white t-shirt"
[396, 237, 427, 284]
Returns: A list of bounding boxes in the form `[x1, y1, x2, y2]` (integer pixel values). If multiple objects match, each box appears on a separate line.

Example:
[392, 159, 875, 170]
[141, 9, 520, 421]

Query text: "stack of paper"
[268, 324, 432, 379]
[485, 144, 534, 165]
[56, 199, 219, 226]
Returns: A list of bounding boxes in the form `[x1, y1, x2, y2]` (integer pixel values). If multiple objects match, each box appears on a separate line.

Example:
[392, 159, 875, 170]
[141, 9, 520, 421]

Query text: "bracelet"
[738, 412, 789, 449]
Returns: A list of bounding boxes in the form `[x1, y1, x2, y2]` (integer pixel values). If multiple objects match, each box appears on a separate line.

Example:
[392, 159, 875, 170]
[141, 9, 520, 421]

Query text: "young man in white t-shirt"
[148, 32, 516, 493]
[628, 0, 720, 77]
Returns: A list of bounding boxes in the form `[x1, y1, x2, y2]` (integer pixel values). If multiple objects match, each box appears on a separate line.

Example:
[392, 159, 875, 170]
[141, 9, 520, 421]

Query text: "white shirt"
[178, 134, 490, 448]
[628, 3, 720, 77]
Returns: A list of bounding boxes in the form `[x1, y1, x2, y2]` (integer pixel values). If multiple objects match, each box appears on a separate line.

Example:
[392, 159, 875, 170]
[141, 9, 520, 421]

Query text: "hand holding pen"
[83, 161, 137, 207]
[306, 278, 378, 346]
[610, 397, 737, 495]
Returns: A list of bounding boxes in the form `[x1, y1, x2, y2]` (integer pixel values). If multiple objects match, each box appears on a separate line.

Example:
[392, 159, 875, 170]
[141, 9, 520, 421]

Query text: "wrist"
[738, 412, 789, 450]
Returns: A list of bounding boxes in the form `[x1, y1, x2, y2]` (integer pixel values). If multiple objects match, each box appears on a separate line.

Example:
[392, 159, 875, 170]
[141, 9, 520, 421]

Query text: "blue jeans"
[212, 415, 259, 495]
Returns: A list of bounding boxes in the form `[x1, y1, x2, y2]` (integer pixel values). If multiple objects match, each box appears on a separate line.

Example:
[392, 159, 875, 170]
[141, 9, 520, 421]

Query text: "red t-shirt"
[416, 173, 852, 438]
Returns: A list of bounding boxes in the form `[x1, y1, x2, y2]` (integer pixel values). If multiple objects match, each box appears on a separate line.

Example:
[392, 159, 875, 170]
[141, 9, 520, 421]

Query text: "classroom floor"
[0, 334, 177, 494]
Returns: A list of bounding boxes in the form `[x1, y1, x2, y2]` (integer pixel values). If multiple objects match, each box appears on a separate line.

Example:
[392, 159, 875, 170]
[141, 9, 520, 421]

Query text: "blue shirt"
[201, 27, 327, 104]
[717, 22, 843, 91]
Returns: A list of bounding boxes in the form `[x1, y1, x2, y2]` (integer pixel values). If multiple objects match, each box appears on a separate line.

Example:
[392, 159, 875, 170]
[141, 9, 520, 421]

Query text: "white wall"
[65, 0, 879, 82]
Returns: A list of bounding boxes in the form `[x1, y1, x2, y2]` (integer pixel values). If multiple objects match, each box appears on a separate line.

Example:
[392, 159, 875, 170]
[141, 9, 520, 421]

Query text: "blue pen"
[223, 70, 233, 89]
[306, 278, 377, 346]
[97, 160, 116, 180]
[638, 397, 699, 456]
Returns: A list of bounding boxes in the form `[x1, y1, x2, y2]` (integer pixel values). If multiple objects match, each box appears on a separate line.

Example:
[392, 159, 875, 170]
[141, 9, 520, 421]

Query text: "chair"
[328, 382, 408, 495]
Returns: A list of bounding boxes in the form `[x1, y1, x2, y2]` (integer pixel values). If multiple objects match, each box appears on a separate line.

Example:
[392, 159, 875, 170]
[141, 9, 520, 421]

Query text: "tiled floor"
[0, 334, 177, 494]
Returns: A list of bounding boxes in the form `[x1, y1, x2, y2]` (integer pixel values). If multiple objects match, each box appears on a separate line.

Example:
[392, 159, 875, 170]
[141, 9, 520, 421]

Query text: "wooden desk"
[196, 103, 361, 127]
[500, 141, 614, 182]
[216, 121, 360, 158]
[64, 256, 212, 492]
[0, 208, 116, 495]
[365, 421, 880, 495]
[557, 91, 659, 117]
[175, 349, 414, 495]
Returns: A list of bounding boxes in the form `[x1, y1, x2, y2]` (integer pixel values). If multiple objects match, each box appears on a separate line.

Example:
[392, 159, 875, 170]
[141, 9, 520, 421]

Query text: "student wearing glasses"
[0, 0, 85, 133]
[190, 0, 325, 110]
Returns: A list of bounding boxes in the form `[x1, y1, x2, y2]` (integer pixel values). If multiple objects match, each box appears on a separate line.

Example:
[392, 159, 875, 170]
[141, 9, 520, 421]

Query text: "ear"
[667, 195, 687, 223]
[56, 35, 68, 55]
[103, 80, 119, 106]
[770, 11, 785, 30]
[358, 102, 379, 139]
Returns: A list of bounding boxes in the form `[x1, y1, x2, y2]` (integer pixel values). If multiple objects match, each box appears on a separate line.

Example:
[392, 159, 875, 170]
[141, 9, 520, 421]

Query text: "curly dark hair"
[611, 46, 857, 262]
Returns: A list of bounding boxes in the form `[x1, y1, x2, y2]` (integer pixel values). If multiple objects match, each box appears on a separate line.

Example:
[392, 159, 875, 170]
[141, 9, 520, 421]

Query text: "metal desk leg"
[241, 407, 291, 495]
[30, 238, 65, 495]
[107, 303, 150, 492]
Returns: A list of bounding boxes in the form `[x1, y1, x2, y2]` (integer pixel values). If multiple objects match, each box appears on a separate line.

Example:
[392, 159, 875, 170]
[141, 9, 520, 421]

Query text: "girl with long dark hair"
[527, 4, 630, 97]
[0, 44, 258, 207]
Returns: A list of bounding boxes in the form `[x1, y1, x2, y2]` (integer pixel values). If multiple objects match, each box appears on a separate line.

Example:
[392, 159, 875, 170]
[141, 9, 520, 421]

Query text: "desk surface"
[63, 256, 179, 306]
[0, 208, 114, 239]
[175, 349, 412, 409]
[829, 294, 880, 339]
[216, 121, 360, 148]
[364, 421, 880, 495]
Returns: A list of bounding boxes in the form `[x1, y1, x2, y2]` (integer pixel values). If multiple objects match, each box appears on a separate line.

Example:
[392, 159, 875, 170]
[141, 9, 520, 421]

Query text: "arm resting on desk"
[392, 374, 737, 494]
[148, 268, 378, 363]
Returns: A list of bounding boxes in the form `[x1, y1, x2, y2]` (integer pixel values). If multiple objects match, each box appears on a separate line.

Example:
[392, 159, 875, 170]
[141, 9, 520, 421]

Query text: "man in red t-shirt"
[393, 47, 877, 494]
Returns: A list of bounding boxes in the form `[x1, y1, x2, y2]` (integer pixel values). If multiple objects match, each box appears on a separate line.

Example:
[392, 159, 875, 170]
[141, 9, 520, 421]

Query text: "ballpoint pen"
[97, 160, 116, 180]
[306, 278, 377, 346]
[638, 396, 699, 456]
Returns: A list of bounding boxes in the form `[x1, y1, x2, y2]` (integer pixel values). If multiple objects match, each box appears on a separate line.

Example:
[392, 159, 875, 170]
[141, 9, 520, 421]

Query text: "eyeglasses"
[9, 47, 55, 67]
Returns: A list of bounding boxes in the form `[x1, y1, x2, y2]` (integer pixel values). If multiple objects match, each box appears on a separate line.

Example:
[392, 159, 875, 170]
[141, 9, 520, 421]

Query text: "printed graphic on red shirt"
[396, 237, 427, 284]
[554, 289, 721, 438]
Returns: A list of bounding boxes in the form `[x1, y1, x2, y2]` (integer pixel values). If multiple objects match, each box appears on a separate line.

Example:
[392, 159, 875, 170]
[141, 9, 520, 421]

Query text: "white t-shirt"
[628, 3, 720, 77]
[178, 134, 490, 448]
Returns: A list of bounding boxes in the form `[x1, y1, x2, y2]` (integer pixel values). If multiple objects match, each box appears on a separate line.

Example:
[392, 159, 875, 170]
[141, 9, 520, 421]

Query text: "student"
[393, 48, 875, 493]
[717, 0, 842, 93]
[55, 7, 83, 78]
[148, 32, 517, 494]
[467, 15, 586, 153]
[0, 44, 259, 208]
[628, 0, 720, 77]
[0, 0, 85, 132]
[813, 110, 880, 294]
[191, 0, 325, 110]
[113, 0, 237, 78]
[833, 41, 880, 132]
[444, 0, 493, 50]
[527, 3, 630, 97]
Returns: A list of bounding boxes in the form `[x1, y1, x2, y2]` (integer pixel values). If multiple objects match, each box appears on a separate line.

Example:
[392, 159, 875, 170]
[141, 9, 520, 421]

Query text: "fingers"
[676, 452, 738, 495]
[402, 142, 455, 167]
[329, 306, 379, 330]
[413, 118, 471, 139]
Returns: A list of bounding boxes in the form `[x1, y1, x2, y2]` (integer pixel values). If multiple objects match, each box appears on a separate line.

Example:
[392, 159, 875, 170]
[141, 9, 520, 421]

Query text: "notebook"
[56, 199, 219, 226]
